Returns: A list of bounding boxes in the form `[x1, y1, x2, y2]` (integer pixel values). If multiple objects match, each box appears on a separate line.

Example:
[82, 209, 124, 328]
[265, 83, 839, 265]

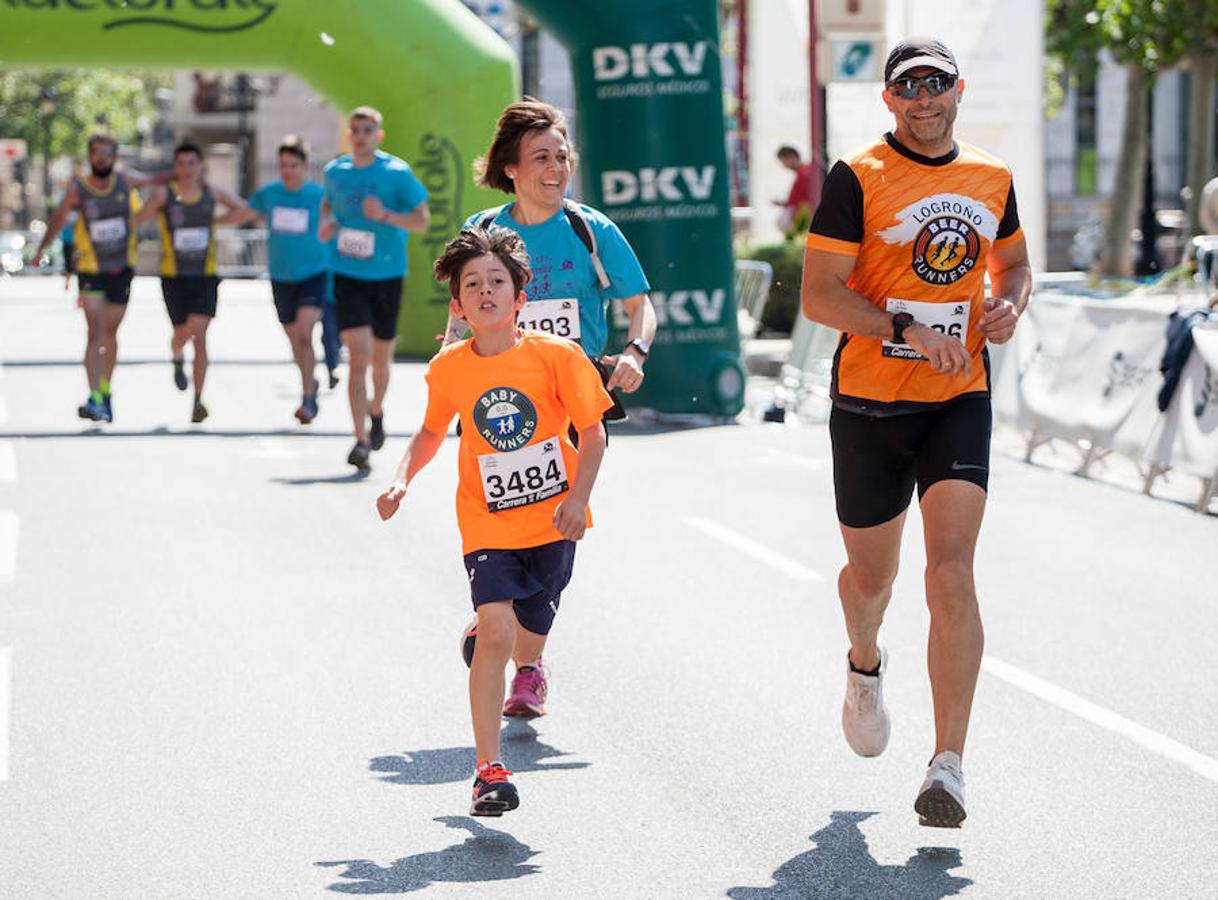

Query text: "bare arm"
[603, 291, 656, 392]
[375, 426, 447, 520]
[123, 168, 173, 190]
[132, 185, 167, 228]
[33, 182, 79, 260]
[209, 185, 251, 225]
[552, 421, 606, 541]
[318, 197, 337, 241]
[979, 236, 1033, 345]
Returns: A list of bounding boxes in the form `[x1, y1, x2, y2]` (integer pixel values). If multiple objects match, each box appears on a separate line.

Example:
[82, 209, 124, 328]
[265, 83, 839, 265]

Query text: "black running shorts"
[333, 274, 402, 340]
[79, 268, 134, 305]
[162, 276, 219, 325]
[830, 396, 992, 529]
[271, 272, 327, 325]
[462, 540, 576, 636]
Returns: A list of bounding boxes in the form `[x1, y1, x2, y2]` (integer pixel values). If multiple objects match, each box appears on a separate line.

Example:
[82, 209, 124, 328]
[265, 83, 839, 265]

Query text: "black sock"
[849, 658, 881, 677]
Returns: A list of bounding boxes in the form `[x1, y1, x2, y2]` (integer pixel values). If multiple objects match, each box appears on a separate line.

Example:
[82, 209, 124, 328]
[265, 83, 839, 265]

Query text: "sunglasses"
[887, 74, 956, 100]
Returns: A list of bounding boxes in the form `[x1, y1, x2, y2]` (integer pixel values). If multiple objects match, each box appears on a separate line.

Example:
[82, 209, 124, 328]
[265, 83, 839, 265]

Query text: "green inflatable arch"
[2, 0, 744, 416]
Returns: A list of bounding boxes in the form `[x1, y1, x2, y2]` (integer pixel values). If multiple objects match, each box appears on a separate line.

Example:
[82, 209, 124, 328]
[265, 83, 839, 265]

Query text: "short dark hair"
[434, 226, 532, 302]
[174, 141, 204, 161]
[87, 133, 118, 155]
[776, 145, 801, 160]
[475, 98, 576, 194]
[277, 134, 308, 162]
[350, 106, 383, 128]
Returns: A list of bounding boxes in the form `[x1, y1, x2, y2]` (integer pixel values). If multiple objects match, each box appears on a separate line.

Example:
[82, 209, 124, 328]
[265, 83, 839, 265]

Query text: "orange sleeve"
[422, 364, 458, 433]
[806, 233, 860, 256]
[555, 346, 614, 432]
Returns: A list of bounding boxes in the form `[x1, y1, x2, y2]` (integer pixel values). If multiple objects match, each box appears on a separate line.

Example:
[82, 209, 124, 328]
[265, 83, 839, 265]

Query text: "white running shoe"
[841, 646, 890, 757]
[915, 750, 967, 828]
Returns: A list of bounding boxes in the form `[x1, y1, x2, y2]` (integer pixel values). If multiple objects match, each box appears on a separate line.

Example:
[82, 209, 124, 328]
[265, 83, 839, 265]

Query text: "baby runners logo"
[473, 387, 538, 452]
[878, 193, 999, 286]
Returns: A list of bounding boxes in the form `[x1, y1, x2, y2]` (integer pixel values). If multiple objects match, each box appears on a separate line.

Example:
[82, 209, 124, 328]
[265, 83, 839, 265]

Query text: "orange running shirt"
[422, 331, 614, 554]
[806, 134, 1023, 415]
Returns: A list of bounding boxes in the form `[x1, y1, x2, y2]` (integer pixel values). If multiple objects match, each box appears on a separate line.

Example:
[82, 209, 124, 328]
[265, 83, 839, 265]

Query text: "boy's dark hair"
[86, 133, 118, 155]
[174, 140, 204, 161]
[434, 226, 532, 301]
[474, 98, 576, 194]
[277, 134, 308, 162]
[776, 145, 801, 160]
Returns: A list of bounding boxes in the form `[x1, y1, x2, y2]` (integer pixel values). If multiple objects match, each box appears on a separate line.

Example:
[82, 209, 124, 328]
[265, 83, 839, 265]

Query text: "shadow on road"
[370, 720, 589, 786]
[727, 811, 971, 899]
[271, 470, 372, 485]
[316, 816, 540, 894]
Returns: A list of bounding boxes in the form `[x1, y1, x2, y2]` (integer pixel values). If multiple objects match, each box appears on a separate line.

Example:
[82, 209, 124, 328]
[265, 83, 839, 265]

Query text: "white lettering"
[673, 41, 708, 76]
[592, 46, 629, 81]
[602, 170, 638, 205]
[593, 42, 709, 81]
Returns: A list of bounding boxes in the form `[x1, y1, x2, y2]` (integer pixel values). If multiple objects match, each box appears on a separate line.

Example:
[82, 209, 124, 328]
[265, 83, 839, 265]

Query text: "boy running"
[376, 226, 610, 816]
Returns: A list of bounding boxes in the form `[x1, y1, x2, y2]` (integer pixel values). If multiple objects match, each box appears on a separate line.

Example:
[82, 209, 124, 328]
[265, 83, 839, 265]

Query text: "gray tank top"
[74, 173, 134, 274]
[162, 184, 216, 277]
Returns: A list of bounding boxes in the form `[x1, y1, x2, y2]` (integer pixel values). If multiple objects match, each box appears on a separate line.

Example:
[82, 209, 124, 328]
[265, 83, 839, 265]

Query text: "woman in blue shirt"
[445, 99, 656, 396]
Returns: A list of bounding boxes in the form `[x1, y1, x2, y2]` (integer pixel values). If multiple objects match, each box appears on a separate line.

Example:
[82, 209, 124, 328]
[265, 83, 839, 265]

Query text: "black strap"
[478, 200, 610, 289]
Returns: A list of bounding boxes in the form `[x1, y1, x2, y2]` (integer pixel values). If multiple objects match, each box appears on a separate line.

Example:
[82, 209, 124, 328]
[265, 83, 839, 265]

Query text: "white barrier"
[1147, 324, 1218, 510]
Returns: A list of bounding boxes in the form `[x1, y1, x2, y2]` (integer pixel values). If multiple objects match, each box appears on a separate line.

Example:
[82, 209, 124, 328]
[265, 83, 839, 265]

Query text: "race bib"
[270, 206, 309, 234]
[882, 297, 968, 360]
[173, 226, 210, 253]
[88, 216, 126, 244]
[518, 298, 580, 340]
[337, 227, 375, 259]
[477, 438, 569, 512]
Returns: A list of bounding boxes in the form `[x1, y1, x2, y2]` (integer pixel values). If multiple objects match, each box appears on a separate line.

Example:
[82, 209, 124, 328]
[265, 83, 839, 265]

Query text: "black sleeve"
[996, 178, 1020, 239]
[808, 160, 864, 244]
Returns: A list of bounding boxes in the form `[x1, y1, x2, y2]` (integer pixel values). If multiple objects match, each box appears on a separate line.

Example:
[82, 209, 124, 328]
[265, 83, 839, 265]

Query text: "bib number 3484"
[478, 439, 569, 512]
[882, 297, 968, 360]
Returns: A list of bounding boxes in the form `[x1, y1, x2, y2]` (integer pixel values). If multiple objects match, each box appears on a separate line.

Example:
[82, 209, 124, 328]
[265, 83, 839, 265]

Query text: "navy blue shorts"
[271, 272, 327, 325]
[463, 540, 576, 636]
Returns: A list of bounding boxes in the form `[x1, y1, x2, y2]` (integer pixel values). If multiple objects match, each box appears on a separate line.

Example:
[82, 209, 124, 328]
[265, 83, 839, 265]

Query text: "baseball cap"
[884, 38, 958, 83]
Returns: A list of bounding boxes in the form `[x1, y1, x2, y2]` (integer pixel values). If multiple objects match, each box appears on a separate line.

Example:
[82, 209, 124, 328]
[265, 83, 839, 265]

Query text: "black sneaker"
[173, 358, 188, 391]
[101, 394, 113, 423]
[295, 390, 318, 425]
[191, 399, 209, 423]
[347, 440, 371, 472]
[328, 368, 340, 389]
[469, 760, 519, 817]
[369, 413, 385, 450]
[77, 397, 105, 421]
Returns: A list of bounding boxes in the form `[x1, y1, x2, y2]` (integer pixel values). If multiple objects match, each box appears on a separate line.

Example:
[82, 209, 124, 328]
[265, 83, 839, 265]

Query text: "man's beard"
[90, 163, 114, 178]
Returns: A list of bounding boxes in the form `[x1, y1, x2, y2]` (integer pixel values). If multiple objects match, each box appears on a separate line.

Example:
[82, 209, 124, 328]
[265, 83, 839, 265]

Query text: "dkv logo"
[602, 166, 716, 205]
[615, 289, 726, 327]
[593, 42, 709, 81]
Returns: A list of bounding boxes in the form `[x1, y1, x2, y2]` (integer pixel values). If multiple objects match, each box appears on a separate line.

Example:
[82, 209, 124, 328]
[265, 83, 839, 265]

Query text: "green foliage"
[1045, 0, 1218, 79]
[0, 69, 168, 158]
[739, 241, 805, 334]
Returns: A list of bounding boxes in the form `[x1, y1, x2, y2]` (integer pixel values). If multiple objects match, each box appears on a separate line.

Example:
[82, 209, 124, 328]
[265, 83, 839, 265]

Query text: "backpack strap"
[562, 198, 611, 289]
[475, 205, 507, 231]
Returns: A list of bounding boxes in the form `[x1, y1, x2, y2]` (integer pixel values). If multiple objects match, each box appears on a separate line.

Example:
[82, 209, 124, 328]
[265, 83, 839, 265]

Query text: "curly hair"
[433, 225, 532, 301]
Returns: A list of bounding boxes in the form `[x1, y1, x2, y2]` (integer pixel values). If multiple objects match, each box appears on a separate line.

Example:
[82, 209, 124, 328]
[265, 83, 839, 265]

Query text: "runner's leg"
[286, 306, 322, 394]
[187, 313, 211, 395]
[100, 301, 128, 386]
[343, 326, 372, 443]
[369, 337, 394, 418]
[838, 513, 906, 672]
[470, 601, 516, 763]
[511, 625, 547, 669]
[80, 292, 104, 393]
[919, 480, 986, 758]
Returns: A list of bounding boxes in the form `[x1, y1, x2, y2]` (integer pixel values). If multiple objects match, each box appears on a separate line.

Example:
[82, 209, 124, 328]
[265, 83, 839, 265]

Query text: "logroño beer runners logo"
[473, 387, 538, 452]
[4, 0, 278, 34]
[878, 193, 998, 286]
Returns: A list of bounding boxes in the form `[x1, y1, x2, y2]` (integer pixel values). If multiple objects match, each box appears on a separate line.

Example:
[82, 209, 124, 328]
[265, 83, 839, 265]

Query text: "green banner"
[0, 0, 517, 355]
[518, 0, 745, 416]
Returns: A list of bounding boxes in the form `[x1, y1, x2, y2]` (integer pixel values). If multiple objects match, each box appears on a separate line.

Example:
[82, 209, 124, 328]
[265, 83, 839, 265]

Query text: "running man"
[135, 141, 249, 423]
[801, 38, 1032, 828]
[319, 106, 430, 471]
[237, 135, 331, 424]
[377, 225, 611, 816]
[33, 133, 163, 423]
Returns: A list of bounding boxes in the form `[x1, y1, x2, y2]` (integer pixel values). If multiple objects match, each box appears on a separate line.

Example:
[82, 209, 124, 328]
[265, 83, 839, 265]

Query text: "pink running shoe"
[503, 662, 548, 718]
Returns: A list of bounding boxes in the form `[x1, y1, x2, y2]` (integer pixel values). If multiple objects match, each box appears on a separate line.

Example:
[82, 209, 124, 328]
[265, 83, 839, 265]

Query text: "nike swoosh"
[951, 462, 987, 472]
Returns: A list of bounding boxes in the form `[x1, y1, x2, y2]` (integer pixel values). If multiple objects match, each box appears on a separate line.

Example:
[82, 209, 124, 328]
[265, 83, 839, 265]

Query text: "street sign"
[816, 0, 884, 33]
[829, 37, 882, 82]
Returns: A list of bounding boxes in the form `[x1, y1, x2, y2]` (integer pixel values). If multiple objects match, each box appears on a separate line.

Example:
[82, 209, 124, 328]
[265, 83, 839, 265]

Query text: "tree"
[0, 69, 168, 216]
[1168, 3, 1218, 254]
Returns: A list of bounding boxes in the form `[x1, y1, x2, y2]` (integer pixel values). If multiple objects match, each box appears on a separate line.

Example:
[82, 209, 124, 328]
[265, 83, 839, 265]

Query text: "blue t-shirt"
[463, 202, 650, 357]
[248, 180, 329, 283]
[323, 150, 429, 281]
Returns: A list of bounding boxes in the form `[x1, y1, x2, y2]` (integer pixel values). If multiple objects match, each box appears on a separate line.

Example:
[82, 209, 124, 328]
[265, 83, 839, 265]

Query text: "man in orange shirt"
[801, 37, 1032, 828]
[376, 226, 611, 816]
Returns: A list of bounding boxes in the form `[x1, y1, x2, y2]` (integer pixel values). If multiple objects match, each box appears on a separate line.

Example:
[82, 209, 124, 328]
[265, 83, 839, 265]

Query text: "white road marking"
[0, 442, 14, 482]
[0, 511, 17, 584]
[681, 515, 824, 582]
[0, 647, 10, 781]
[0, 395, 7, 426]
[983, 655, 1218, 784]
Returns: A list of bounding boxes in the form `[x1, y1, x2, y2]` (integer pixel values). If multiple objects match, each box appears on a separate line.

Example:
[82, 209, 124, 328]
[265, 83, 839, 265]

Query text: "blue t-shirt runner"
[463, 202, 650, 358]
[323, 149, 429, 282]
[248, 180, 328, 284]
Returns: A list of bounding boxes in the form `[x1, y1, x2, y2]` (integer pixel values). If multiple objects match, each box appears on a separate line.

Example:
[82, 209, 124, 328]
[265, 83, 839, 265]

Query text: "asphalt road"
[0, 277, 1215, 899]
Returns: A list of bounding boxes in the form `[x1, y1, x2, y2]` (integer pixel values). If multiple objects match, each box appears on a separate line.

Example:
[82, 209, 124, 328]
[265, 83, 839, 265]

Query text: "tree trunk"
[1098, 63, 1149, 277]
[1181, 50, 1217, 258]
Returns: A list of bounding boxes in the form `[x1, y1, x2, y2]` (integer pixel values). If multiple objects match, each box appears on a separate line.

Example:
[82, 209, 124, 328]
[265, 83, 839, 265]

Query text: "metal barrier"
[734, 258, 772, 336]
[135, 228, 269, 279]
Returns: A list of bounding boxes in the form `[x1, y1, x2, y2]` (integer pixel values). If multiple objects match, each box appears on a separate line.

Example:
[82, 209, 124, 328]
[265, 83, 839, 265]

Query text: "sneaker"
[77, 397, 106, 421]
[191, 399, 209, 423]
[469, 759, 519, 817]
[328, 368, 340, 389]
[295, 389, 319, 425]
[503, 662, 547, 719]
[369, 413, 385, 451]
[915, 750, 966, 828]
[459, 618, 478, 668]
[101, 394, 113, 423]
[173, 358, 188, 391]
[841, 646, 890, 757]
[347, 440, 371, 472]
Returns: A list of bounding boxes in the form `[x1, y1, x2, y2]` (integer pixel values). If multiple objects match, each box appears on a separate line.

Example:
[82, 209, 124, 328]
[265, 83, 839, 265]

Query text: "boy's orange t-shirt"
[422, 331, 614, 554]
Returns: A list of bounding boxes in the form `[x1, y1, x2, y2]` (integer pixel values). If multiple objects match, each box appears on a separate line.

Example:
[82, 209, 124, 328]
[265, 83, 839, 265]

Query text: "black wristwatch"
[625, 338, 650, 361]
[891, 312, 915, 344]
